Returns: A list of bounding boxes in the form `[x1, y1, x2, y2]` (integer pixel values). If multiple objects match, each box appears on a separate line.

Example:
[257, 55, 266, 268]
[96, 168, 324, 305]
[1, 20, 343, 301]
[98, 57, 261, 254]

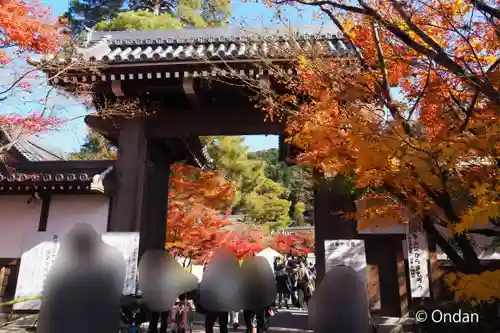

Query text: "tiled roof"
[279, 226, 314, 234]
[0, 128, 66, 162]
[0, 160, 115, 194]
[67, 25, 353, 64]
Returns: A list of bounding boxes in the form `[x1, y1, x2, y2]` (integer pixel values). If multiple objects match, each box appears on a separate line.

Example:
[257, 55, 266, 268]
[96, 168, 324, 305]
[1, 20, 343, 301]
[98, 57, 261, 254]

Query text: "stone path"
[0, 309, 416, 333]
[0, 307, 312, 333]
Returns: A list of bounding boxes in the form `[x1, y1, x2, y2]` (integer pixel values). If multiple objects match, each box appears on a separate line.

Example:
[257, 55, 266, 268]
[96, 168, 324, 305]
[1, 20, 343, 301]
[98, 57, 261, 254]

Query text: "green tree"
[248, 148, 314, 224]
[128, 0, 230, 26]
[69, 130, 117, 160]
[95, 0, 230, 31]
[293, 202, 306, 226]
[245, 178, 291, 230]
[204, 136, 291, 231]
[95, 10, 184, 30]
[63, 0, 123, 34]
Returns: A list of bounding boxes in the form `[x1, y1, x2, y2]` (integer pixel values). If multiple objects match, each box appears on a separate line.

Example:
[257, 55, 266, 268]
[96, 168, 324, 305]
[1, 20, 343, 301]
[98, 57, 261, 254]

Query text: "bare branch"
[0, 68, 39, 97]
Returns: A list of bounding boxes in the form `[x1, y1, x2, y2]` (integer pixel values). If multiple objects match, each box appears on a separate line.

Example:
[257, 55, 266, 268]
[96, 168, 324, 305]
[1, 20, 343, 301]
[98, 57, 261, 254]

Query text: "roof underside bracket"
[111, 80, 124, 97]
[182, 77, 199, 109]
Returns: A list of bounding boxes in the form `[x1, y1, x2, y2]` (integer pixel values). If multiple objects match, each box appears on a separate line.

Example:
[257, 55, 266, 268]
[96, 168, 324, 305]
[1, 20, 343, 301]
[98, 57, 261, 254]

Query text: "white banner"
[406, 225, 430, 298]
[14, 232, 140, 310]
[324, 239, 368, 288]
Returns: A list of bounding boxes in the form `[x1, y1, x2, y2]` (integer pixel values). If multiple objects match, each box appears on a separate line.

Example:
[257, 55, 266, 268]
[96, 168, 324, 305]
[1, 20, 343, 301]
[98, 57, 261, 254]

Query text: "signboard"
[102, 232, 140, 296]
[324, 239, 368, 288]
[406, 225, 430, 298]
[14, 232, 140, 310]
[13, 234, 60, 309]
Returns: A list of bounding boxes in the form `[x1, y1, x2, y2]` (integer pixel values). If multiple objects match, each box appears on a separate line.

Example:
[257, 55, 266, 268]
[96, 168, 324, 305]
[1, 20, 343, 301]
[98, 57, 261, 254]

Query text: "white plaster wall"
[0, 195, 42, 258]
[46, 195, 109, 237]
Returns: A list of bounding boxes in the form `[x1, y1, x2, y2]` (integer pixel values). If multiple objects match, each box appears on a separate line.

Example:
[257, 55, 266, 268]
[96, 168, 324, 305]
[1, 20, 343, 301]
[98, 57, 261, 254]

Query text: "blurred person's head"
[65, 223, 100, 257]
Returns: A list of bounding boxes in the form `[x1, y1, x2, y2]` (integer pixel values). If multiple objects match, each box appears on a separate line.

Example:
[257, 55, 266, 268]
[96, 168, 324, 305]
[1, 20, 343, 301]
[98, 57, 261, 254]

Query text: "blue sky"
[0, 0, 321, 153]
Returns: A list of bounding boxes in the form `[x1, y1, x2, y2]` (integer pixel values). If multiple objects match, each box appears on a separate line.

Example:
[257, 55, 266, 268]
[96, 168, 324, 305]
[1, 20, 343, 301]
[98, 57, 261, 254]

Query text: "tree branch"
[422, 215, 469, 271]
[387, 0, 500, 105]
[390, 0, 445, 54]
[318, 5, 368, 68]
[279, 0, 500, 104]
[468, 0, 500, 20]
[468, 228, 500, 238]
[280, 0, 366, 14]
[371, 21, 403, 121]
[407, 60, 432, 120]
[459, 89, 479, 132]
[359, 0, 500, 105]
[421, 181, 482, 271]
[488, 58, 500, 73]
[0, 68, 38, 97]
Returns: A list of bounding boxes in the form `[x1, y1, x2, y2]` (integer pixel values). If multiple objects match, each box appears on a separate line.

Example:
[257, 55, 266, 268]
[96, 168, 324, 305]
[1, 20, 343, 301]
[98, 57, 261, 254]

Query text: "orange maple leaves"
[271, 232, 314, 257]
[0, 0, 63, 63]
[166, 163, 315, 262]
[266, 0, 499, 223]
[258, 0, 499, 302]
[166, 163, 235, 263]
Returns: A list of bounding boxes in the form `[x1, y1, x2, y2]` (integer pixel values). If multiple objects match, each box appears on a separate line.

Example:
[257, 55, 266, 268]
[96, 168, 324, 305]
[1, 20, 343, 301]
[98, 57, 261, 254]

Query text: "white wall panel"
[0, 196, 41, 258]
[46, 195, 109, 237]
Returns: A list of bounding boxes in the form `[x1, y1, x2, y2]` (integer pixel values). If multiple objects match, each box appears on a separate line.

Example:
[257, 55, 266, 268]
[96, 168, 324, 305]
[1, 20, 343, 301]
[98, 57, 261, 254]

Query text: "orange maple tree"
[218, 225, 265, 259]
[254, 0, 499, 302]
[271, 231, 314, 256]
[166, 163, 235, 265]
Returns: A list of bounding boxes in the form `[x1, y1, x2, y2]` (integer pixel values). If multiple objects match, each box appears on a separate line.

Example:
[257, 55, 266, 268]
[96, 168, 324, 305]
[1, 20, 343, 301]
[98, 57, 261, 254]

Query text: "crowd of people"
[35, 224, 320, 333]
[193, 253, 316, 333]
[273, 255, 316, 310]
[145, 253, 317, 333]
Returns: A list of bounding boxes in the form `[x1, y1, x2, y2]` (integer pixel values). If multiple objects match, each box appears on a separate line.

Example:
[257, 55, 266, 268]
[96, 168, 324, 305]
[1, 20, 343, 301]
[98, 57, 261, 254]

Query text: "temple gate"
[35, 25, 410, 317]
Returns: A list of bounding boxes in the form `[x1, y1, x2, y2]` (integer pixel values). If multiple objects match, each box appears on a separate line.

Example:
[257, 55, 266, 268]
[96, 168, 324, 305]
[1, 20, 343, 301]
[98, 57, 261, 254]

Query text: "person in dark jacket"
[193, 283, 229, 333]
[274, 257, 290, 309]
[205, 311, 229, 333]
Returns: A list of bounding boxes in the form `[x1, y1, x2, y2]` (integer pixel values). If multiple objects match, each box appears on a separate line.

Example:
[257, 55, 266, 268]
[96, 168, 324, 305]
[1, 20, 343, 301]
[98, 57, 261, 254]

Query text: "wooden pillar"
[396, 241, 410, 317]
[109, 120, 170, 260]
[137, 139, 171, 260]
[313, 171, 357, 285]
[427, 234, 445, 302]
[109, 120, 148, 232]
[377, 237, 403, 317]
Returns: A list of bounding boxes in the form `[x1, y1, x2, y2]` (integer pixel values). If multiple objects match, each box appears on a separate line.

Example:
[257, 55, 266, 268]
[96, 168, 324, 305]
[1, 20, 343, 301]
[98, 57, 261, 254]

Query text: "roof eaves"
[0, 127, 66, 162]
[87, 25, 342, 44]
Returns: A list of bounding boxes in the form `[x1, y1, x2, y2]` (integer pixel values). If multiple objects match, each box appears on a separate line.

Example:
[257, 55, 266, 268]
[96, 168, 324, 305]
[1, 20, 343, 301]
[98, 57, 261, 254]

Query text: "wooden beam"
[38, 194, 51, 232]
[146, 107, 285, 137]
